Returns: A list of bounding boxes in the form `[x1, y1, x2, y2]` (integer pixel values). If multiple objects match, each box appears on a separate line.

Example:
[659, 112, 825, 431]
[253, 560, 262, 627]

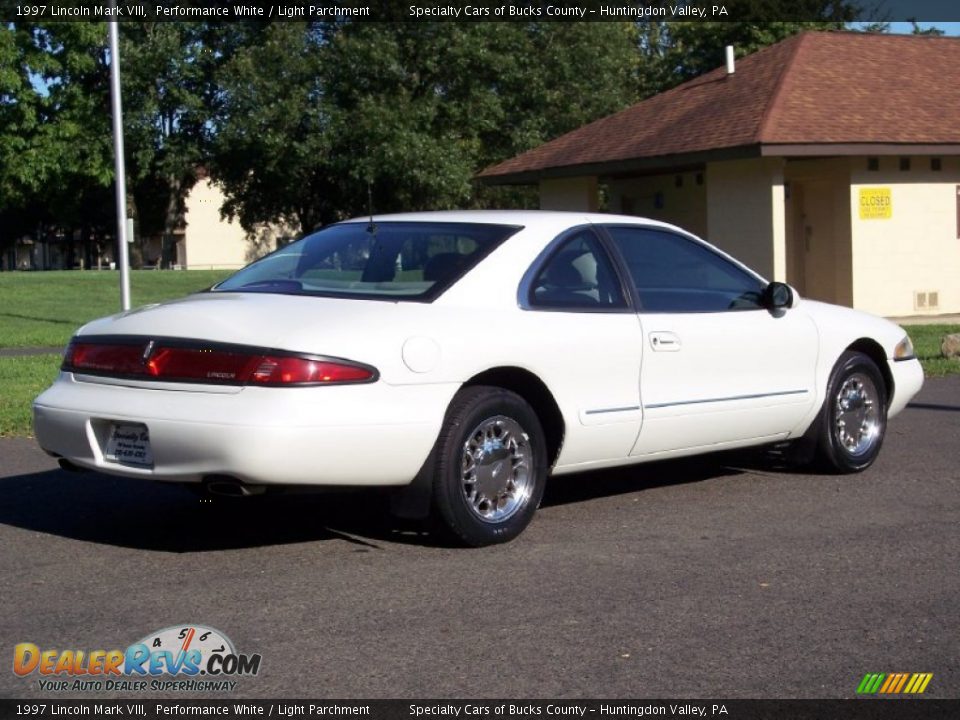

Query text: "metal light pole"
[108, 2, 131, 311]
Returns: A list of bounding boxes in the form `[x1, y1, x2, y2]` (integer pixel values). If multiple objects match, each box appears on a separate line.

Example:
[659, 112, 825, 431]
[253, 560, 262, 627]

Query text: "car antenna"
[366, 178, 377, 236]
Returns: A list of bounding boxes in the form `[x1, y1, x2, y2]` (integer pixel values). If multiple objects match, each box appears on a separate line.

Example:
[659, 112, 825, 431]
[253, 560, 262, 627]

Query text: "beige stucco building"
[481, 32, 960, 318]
[163, 176, 296, 270]
[3, 176, 295, 272]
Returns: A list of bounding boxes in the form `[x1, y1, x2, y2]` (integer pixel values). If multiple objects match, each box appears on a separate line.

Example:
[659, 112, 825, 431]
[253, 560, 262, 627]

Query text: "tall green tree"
[909, 20, 944, 35]
[0, 23, 115, 267]
[643, 21, 850, 93]
[211, 23, 333, 235]
[212, 21, 640, 233]
[637, 2, 859, 95]
[118, 22, 211, 266]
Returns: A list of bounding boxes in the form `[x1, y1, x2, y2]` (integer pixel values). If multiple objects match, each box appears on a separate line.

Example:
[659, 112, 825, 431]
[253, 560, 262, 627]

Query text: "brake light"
[62, 339, 375, 386]
[249, 357, 374, 384]
[145, 347, 261, 382]
[64, 341, 143, 375]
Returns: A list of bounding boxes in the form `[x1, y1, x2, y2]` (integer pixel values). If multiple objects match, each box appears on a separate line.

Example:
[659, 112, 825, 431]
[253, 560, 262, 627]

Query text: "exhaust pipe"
[203, 476, 266, 497]
[58, 458, 87, 473]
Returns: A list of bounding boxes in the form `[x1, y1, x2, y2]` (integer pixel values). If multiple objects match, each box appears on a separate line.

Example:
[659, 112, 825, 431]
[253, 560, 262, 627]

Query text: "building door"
[786, 182, 807, 294]
[800, 180, 837, 303]
[786, 179, 851, 306]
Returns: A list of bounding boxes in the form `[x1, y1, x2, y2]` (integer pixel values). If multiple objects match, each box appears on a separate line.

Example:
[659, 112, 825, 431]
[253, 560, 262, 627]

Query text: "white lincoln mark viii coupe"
[34, 212, 923, 545]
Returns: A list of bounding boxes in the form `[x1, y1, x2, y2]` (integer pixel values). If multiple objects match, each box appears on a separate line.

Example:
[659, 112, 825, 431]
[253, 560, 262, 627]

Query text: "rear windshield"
[213, 221, 520, 301]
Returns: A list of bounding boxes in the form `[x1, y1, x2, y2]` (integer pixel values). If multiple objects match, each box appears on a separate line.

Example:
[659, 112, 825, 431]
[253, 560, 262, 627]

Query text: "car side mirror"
[764, 281, 794, 310]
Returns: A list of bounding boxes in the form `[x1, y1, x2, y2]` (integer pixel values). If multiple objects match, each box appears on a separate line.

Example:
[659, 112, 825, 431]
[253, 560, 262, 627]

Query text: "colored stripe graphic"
[903, 674, 919, 694]
[857, 672, 932, 694]
[893, 673, 909, 693]
[857, 673, 885, 694]
[905, 673, 934, 694]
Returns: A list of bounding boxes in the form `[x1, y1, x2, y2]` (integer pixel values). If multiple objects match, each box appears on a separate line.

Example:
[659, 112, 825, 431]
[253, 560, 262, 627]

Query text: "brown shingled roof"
[480, 32, 960, 183]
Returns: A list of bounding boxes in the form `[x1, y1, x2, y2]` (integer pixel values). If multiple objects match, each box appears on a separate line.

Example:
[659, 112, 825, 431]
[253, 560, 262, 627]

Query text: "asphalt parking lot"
[1, 376, 957, 700]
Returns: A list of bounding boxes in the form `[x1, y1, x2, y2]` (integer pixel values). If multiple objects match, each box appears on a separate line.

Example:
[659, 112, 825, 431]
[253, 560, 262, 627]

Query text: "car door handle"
[649, 331, 681, 352]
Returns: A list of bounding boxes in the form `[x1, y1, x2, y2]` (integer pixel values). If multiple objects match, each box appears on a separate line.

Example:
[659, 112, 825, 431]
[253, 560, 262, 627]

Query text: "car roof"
[337, 209, 684, 232]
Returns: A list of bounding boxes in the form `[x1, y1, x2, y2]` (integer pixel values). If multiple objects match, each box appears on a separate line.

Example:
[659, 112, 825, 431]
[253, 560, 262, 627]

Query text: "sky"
[883, 21, 960, 34]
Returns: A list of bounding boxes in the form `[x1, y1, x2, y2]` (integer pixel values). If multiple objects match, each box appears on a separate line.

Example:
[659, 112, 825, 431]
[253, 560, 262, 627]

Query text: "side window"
[529, 229, 627, 310]
[605, 226, 766, 313]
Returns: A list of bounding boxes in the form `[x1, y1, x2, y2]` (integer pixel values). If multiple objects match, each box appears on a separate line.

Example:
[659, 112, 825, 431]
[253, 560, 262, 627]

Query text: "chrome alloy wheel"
[834, 372, 881, 457]
[461, 415, 534, 523]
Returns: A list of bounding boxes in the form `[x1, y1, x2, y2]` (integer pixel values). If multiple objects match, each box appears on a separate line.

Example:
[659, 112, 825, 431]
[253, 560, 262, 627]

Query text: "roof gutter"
[479, 142, 960, 185]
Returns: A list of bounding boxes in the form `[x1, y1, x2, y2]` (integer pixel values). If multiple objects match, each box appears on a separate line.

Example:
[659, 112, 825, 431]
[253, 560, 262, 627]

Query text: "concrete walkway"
[0, 346, 63, 357]
[890, 313, 960, 326]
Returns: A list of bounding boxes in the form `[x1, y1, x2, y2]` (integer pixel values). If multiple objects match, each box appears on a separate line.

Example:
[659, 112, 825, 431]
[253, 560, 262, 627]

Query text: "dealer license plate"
[104, 423, 153, 467]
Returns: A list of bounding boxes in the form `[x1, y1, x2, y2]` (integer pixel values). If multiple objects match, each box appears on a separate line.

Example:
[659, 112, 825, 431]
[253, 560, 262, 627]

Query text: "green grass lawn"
[0, 354, 61, 437]
[904, 324, 960, 377]
[0, 269, 231, 349]
[0, 269, 232, 437]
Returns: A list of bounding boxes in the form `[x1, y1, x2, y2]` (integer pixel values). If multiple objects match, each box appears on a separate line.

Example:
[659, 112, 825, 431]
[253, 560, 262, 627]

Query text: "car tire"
[815, 351, 888, 473]
[431, 386, 548, 547]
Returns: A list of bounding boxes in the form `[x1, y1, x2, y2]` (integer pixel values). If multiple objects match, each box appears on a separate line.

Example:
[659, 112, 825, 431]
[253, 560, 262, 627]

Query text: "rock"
[942, 333, 960, 358]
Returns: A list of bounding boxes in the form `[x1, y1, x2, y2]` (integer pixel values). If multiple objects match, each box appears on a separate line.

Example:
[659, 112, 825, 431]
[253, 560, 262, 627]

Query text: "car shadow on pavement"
[906, 401, 960, 412]
[541, 455, 747, 508]
[0, 455, 751, 552]
[0, 468, 419, 552]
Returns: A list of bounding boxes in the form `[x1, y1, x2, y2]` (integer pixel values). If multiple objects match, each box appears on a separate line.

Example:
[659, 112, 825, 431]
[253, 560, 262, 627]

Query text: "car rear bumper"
[33, 373, 455, 486]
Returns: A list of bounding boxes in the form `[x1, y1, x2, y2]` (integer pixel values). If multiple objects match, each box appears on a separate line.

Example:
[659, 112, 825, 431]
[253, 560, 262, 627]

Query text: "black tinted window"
[214, 222, 519, 300]
[530, 230, 627, 310]
[605, 227, 765, 313]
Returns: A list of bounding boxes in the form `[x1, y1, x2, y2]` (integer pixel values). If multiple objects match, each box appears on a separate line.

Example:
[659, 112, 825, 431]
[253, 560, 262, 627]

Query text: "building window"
[867, 158, 879, 171]
[932, 158, 942, 171]
[899, 157, 911, 171]
[674, 175, 683, 188]
[695, 172, 704, 186]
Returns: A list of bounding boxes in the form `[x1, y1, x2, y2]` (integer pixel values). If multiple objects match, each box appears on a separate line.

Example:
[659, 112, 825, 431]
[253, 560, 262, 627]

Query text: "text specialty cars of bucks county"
[34, 211, 923, 545]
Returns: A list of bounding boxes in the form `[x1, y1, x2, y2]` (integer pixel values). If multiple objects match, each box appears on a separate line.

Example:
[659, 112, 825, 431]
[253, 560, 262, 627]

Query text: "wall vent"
[913, 291, 940, 312]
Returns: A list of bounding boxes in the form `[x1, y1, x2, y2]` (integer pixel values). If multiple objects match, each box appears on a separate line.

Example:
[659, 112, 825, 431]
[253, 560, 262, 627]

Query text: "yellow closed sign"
[859, 187, 892, 220]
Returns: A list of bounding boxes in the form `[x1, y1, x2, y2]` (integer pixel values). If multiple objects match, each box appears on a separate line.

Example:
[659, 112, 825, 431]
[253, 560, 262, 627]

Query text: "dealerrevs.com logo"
[13, 624, 261, 693]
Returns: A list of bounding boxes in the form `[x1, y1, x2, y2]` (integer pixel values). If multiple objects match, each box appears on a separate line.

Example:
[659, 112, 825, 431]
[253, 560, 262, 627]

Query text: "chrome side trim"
[646, 389, 809, 410]
[584, 405, 641, 415]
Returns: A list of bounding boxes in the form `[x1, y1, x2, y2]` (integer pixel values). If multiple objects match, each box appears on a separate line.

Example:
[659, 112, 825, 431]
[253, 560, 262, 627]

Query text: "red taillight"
[63, 339, 375, 386]
[249, 357, 374, 385]
[65, 341, 143, 375]
[145, 347, 261, 382]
